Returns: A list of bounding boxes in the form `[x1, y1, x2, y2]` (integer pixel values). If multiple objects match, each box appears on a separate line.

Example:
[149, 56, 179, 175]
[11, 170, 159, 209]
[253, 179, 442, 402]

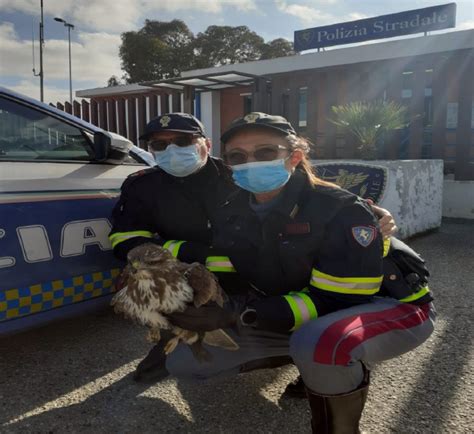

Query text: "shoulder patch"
[351, 225, 377, 247]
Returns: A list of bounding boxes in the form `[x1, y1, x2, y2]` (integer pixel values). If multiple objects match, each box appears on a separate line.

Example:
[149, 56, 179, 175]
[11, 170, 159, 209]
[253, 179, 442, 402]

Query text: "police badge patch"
[351, 226, 376, 247]
[160, 115, 171, 127]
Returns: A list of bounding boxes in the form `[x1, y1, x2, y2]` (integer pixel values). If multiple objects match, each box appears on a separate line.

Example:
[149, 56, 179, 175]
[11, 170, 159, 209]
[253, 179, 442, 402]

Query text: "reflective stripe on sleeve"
[399, 285, 431, 303]
[109, 231, 153, 248]
[206, 256, 236, 272]
[163, 240, 186, 258]
[383, 238, 391, 257]
[283, 292, 318, 331]
[311, 269, 382, 295]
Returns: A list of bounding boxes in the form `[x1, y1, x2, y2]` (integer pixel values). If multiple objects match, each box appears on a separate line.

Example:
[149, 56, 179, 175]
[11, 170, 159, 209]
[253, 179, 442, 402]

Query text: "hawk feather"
[111, 243, 238, 362]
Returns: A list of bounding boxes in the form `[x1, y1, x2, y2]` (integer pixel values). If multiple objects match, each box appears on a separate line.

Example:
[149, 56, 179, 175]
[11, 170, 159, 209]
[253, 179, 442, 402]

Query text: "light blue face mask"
[153, 144, 206, 177]
[231, 159, 291, 194]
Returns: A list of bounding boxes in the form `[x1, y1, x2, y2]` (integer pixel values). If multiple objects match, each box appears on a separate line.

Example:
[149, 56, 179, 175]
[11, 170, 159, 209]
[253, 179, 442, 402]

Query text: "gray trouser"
[166, 298, 436, 394]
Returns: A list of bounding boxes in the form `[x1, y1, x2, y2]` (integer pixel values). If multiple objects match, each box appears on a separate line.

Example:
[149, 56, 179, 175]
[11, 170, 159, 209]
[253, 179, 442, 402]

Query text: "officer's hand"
[367, 199, 397, 238]
[167, 302, 238, 332]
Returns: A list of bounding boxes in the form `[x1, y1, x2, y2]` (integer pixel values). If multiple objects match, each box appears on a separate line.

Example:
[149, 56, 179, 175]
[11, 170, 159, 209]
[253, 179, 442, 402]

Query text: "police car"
[0, 87, 154, 335]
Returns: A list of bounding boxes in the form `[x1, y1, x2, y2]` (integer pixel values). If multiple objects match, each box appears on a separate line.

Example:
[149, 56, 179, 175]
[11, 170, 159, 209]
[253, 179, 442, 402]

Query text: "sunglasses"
[148, 134, 201, 152]
[223, 144, 289, 166]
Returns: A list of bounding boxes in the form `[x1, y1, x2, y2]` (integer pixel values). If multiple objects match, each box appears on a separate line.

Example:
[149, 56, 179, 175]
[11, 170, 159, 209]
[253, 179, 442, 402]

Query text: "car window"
[0, 96, 94, 162]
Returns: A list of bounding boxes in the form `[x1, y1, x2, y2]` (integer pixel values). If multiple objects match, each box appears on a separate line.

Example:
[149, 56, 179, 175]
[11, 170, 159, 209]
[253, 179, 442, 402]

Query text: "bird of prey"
[111, 243, 238, 361]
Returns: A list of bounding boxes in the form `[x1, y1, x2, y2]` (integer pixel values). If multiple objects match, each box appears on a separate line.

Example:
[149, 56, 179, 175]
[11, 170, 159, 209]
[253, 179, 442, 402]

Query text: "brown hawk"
[111, 243, 238, 361]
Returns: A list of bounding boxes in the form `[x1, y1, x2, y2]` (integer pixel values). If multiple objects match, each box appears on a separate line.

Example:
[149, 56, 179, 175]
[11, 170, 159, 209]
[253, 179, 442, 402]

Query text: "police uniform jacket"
[109, 157, 235, 265]
[211, 169, 385, 331]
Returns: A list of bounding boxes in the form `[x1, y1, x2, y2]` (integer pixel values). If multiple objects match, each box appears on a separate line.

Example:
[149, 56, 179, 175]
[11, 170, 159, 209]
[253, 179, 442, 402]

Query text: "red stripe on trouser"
[314, 303, 430, 365]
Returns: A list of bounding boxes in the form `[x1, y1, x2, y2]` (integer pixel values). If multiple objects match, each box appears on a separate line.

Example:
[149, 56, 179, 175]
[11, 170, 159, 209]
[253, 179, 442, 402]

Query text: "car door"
[0, 92, 146, 334]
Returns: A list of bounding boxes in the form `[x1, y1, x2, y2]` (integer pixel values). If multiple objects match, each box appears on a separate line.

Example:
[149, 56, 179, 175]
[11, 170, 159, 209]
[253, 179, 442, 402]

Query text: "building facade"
[76, 29, 473, 179]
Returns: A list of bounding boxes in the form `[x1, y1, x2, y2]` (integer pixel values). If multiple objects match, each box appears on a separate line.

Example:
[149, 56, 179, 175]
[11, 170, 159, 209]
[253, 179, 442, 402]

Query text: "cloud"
[275, 1, 369, 27]
[0, 22, 122, 101]
[457, 20, 474, 30]
[275, 2, 332, 25]
[0, 0, 257, 32]
[6, 79, 71, 104]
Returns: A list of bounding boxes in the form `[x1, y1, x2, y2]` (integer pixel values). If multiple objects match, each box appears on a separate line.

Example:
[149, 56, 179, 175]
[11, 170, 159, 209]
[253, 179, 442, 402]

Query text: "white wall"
[313, 160, 444, 238]
[198, 91, 221, 157]
[443, 180, 474, 219]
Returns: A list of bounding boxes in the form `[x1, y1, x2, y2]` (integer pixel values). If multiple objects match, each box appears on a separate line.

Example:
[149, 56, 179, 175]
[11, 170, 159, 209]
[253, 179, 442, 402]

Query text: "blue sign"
[294, 3, 456, 51]
[313, 163, 388, 204]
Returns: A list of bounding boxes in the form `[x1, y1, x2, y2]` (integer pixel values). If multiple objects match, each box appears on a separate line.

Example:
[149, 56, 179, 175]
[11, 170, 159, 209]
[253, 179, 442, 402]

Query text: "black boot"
[133, 333, 172, 383]
[305, 373, 370, 434]
[282, 375, 306, 399]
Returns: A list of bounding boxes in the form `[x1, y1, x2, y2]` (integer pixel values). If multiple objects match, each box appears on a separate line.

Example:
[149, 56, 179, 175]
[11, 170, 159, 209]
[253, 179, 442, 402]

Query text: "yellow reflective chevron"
[206, 256, 236, 272]
[109, 231, 153, 248]
[400, 286, 431, 303]
[383, 238, 391, 257]
[311, 269, 382, 295]
[163, 240, 186, 258]
[283, 291, 318, 331]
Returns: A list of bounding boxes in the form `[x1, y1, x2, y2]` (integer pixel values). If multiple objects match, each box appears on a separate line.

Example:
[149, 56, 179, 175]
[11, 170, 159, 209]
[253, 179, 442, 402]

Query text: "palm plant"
[330, 100, 409, 159]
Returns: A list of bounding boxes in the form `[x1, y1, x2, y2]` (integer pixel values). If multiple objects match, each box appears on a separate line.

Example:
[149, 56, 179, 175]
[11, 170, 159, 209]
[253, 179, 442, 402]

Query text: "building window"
[421, 67, 434, 158]
[401, 71, 413, 99]
[298, 87, 308, 127]
[241, 93, 252, 115]
[446, 102, 458, 129]
[281, 93, 290, 120]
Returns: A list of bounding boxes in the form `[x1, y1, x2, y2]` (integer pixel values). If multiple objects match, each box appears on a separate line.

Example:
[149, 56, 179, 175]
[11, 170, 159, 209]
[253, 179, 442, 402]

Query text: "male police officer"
[109, 113, 244, 381]
[109, 112, 397, 384]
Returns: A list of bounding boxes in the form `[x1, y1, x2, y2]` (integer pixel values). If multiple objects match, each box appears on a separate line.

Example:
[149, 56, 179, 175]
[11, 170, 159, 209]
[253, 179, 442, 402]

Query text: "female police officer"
[166, 113, 435, 434]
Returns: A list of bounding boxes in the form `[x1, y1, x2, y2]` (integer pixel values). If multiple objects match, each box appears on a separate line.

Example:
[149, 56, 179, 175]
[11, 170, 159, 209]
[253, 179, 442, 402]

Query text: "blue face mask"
[153, 144, 206, 177]
[232, 159, 291, 194]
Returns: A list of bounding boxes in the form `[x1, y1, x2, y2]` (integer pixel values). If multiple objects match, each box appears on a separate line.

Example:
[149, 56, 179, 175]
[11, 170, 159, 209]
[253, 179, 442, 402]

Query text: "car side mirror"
[93, 131, 132, 163]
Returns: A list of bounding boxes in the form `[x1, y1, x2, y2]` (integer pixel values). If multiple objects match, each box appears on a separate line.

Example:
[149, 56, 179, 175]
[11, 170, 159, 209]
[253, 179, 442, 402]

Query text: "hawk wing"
[184, 262, 225, 308]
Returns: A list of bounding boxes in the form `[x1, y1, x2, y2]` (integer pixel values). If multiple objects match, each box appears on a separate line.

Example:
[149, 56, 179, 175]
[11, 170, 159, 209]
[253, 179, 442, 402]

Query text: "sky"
[1, 0, 473, 104]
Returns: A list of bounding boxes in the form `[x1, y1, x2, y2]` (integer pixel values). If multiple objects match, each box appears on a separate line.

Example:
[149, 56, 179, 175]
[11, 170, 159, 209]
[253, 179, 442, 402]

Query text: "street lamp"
[54, 17, 75, 105]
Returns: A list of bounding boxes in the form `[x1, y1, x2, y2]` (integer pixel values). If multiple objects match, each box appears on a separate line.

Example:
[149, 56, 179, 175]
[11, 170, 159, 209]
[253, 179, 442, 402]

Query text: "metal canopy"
[140, 70, 268, 92]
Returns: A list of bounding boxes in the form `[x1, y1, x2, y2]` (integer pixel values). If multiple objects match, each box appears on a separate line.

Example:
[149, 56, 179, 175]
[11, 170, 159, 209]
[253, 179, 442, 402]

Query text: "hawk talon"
[164, 337, 180, 354]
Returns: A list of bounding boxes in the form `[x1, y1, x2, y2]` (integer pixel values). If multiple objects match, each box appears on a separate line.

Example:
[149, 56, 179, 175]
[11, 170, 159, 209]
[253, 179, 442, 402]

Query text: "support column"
[200, 91, 221, 157]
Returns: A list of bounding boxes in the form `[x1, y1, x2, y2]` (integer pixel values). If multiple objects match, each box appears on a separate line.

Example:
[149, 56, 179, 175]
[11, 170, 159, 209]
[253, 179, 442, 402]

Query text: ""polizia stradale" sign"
[294, 3, 456, 51]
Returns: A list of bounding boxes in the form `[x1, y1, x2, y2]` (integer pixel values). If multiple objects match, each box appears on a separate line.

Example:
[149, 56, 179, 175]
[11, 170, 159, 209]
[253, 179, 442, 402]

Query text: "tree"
[330, 100, 408, 159]
[117, 20, 297, 83]
[260, 38, 296, 60]
[107, 76, 121, 87]
[192, 25, 265, 69]
[120, 19, 194, 83]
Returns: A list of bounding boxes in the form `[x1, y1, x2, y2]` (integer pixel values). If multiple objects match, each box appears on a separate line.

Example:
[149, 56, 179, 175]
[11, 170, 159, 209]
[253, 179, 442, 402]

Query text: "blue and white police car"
[0, 87, 154, 335]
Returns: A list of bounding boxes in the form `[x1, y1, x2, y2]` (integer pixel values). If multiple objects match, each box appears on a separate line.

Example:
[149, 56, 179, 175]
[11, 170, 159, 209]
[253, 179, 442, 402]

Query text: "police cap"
[140, 112, 206, 140]
[221, 112, 296, 143]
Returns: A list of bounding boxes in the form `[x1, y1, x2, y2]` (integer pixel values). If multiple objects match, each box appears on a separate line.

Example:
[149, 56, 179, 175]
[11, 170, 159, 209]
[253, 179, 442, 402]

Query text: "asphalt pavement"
[1, 219, 473, 433]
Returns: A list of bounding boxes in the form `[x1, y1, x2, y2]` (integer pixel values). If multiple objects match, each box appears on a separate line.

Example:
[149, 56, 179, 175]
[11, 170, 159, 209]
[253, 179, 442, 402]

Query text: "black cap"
[221, 112, 296, 143]
[139, 112, 206, 140]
